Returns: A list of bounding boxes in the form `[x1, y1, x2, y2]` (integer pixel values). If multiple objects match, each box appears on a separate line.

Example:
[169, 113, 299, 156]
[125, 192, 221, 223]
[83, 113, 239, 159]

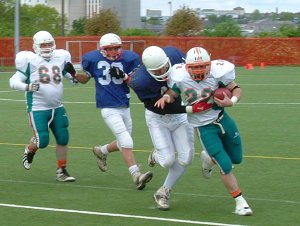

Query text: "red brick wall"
[1, 36, 300, 66]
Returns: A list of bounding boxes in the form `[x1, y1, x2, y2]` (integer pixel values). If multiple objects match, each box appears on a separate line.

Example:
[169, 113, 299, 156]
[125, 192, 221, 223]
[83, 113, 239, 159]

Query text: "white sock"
[163, 160, 186, 189]
[129, 164, 139, 175]
[101, 144, 109, 155]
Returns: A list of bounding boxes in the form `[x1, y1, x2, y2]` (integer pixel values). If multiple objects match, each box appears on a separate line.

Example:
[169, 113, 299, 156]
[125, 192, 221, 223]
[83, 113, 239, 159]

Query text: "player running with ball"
[155, 47, 253, 216]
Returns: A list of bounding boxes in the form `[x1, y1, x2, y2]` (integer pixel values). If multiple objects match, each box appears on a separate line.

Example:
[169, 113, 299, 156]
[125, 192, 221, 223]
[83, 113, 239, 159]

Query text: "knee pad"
[211, 151, 233, 175]
[55, 127, 69, 145]
[37, 131, 50, 149]
[160, 155, 176, 168]
[177, 155, 193, 167]
[116, 131, 133, 149]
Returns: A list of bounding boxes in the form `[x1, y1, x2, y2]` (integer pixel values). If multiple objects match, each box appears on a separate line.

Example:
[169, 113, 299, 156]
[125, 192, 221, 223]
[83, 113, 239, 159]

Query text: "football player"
[64, 33, 153, 190]
[155, 47, 253, 216]
[110, 45, 213, 210]
[9, 30, 77, 182]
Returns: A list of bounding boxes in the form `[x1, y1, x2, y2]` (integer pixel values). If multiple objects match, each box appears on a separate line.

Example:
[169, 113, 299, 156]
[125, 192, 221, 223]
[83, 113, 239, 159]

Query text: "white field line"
[0, 179, 299, 205]
[0, 98, 300, 105]
[0, 203, 245, 226]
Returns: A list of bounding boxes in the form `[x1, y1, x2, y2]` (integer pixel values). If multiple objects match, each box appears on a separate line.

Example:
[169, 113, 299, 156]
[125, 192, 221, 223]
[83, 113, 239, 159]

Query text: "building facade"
[21, 0, 141, 31]
[47, 0, 140, 31]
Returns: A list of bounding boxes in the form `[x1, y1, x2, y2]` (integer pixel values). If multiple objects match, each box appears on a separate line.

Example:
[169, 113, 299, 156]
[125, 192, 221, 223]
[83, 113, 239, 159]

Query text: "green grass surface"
[0, 66, 300, 226]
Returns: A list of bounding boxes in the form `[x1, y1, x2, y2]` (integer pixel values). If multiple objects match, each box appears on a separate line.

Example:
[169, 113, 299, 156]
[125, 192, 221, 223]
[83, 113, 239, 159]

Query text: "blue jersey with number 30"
[82, 50, 140, 108]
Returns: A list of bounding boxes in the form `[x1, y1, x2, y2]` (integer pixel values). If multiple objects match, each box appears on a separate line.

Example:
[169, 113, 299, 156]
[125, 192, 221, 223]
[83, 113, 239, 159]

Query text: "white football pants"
[145, 109, 195, 188]
[101, 107, 133, 149]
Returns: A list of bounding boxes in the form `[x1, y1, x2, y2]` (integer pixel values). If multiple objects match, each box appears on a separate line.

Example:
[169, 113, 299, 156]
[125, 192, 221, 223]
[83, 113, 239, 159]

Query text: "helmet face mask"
[185, 47, 211, 81]
[33, 31, 56, 60]
[99, 33, 123, 61]
[142, 46, 171, 81]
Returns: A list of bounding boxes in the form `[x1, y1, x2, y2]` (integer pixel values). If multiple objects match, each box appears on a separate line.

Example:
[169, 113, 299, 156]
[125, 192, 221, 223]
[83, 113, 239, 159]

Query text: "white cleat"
[147, 149, 156, 167]
[200, 150, 213, 179]
[93, 146, 107, 172]
[234, 196, 253, 216]
[22, 146, 35, 170]
[132, 171, 153, 190]
[154, 186, 171, 211]
[56, 167, 76, 182]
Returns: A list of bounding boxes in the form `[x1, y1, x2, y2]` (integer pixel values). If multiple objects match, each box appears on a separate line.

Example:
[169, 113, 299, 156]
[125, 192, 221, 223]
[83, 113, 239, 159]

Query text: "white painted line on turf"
[1, 98, 300, 105]
[0, 179, 299, 205]
[0, 203, 245, 226]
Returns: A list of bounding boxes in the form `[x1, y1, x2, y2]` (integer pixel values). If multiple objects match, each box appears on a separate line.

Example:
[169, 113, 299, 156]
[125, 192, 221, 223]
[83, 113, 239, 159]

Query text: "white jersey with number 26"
[168, 59, 236, 127]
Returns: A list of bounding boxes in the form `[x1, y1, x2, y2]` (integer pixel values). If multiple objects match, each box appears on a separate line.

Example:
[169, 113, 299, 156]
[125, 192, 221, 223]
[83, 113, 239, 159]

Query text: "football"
[213, 87, 232, 100]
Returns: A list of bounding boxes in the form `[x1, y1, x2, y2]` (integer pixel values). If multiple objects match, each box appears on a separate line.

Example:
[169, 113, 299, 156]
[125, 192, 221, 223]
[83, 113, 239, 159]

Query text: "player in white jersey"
[63, 33, 153, 190]
[155, 47, 253, 216]
[123, 46, 213, 210]
[9, 31, 77, 182]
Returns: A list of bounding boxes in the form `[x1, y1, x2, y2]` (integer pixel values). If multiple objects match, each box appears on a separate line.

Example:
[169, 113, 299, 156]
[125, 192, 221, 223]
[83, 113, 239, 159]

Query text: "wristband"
[230, 96, 238, 105]
[123, 73, 128, 81]
[185, 106, 192, 113]
[163, 94, 171, 102]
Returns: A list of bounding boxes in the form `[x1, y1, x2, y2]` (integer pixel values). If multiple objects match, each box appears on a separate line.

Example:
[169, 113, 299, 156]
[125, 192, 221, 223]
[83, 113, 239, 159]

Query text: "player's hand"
[69, 77, 79, 86]
[186, 101, 213, 113]
[214, 93, 232, 107]
[64, 62, 76, 78]
[109, 66, 126, 79]
[27, 81, 40, 92]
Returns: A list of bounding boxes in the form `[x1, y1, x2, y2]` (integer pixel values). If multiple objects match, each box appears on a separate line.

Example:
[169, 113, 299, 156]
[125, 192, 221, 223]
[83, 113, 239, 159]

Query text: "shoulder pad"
[53, 49, 71, 62]
[15, 51, 36, 71]
[210, 60, 235, 78]
[170, 63, 188, 82]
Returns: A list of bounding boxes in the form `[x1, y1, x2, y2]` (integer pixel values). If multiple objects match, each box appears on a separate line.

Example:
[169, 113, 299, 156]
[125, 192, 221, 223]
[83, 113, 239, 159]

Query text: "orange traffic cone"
[260, 62, 265, 70]
[246, 63, 254, 70]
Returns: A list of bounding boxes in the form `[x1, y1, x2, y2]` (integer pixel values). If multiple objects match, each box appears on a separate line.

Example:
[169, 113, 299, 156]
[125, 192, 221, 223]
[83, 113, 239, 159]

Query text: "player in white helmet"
[9, 30, 78, 182]
[64, 33, 153, 190]
[155, 47, 253, 216]
[110, 45, 213, 210]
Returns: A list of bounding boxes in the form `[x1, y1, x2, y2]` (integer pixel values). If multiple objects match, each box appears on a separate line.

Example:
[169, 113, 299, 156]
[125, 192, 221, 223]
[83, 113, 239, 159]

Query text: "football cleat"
[234, 196, 253, 216]
[147, 148, 156, 167]
[154, 186, 171, 210]
[56, 167, 76, 182]
[92, 146, 107, 172]
[200, 150, 214, 179]
[132, 171, 153, 190]
[22, 146, 36, 170]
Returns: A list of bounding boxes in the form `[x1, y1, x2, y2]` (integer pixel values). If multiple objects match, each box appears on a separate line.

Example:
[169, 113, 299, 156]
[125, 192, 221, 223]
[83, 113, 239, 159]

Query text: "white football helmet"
[142, 46, 171, 81]
[99, 33, 122, 61]
[33, 31, 56, 60]
[185, 47, 211, 81]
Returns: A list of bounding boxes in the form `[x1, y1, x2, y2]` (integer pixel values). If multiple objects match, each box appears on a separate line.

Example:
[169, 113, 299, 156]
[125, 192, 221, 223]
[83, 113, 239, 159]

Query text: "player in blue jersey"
[110, 46, 213, 210]
[64, 33, 152, 190]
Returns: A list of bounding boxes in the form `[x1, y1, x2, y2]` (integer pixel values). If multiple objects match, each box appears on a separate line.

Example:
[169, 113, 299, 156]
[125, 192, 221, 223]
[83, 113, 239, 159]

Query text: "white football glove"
[27, 81, 40, 92]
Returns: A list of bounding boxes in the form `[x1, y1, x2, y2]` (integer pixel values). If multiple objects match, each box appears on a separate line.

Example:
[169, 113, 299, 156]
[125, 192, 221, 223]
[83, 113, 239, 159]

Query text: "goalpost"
[66, 40, 146, 69]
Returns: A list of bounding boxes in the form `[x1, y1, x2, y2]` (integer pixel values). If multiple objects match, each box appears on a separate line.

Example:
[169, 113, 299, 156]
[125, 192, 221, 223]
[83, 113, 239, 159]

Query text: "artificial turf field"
[0, 66, 299, 226]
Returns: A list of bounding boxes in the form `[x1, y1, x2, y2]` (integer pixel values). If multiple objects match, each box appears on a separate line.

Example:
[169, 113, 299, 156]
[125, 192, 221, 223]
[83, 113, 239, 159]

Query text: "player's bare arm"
[154, 89, 177, 109]
[63, 62, 90, 84]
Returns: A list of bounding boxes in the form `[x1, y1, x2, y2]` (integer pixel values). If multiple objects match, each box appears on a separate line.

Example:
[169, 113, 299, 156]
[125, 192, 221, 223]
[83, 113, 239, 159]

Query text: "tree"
[84, 9, 121, 36]
[164, 6, 203, 36]
[0, 1, 15, 37]
[69, 17, 86, 36]
[121, 28, 157, 36]
[0, 3, 62, 37]
[20, 5, 62, 36]
[249, 9, 263, 21]
[202, 20, 242, 37]
[213, 20, 242, 37]
[278, 12, 294, 21]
